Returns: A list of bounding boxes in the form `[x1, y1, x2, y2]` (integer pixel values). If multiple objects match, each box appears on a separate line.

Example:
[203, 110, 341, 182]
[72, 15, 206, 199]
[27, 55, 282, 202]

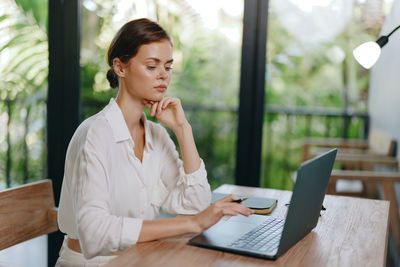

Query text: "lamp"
[353, 25, 400, 69]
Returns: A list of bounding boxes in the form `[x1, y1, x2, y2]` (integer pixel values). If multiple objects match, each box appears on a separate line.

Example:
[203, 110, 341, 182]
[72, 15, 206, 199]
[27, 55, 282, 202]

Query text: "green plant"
[0, 0, 48, 187]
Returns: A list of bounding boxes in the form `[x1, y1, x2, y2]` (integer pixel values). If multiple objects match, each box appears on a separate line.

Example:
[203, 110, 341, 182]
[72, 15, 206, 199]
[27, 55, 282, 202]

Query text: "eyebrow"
[146, 57, 174, 64]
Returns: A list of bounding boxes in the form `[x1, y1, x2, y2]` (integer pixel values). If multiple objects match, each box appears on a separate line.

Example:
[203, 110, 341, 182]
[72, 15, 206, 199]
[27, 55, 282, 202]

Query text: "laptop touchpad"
[202, 215, 265, 245]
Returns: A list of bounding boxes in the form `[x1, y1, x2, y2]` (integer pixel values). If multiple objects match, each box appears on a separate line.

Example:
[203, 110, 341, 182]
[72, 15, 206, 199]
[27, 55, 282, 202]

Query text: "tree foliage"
[0, 0, 390, 190]
[0, 0, 48, 188]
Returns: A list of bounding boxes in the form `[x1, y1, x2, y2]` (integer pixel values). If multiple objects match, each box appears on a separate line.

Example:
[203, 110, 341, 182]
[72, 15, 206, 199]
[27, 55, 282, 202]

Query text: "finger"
[157, 98, 168, 115]
[151, 102, 159, 116]
[219, 194, 240, 202]
[231, 203, 254, 216]
[221, 205, 251, 217]
[164, 98, 179, 108]
[162, 98, 173, 109]
[160, 99, 174, 113]
[218, 202, 253, 217]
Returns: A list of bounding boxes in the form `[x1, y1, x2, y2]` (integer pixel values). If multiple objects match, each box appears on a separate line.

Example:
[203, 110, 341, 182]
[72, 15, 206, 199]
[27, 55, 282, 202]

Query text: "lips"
[154, 85, 167, 92]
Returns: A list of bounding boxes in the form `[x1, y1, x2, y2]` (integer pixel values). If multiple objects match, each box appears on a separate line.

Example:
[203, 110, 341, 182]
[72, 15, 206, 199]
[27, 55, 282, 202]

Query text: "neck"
[115, 90, 144, 133]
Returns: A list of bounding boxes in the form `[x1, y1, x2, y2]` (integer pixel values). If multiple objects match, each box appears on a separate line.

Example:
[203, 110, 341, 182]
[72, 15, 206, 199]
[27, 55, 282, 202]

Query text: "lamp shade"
[352, 41, 381, 69]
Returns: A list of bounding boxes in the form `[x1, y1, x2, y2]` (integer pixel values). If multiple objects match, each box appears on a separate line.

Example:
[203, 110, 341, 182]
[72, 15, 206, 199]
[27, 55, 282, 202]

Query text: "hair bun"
[106, 69, 119, 88]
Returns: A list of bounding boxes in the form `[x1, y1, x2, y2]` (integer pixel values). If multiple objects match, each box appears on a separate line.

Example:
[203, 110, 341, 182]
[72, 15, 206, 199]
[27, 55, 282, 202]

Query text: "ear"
[113, 58, 127, 78]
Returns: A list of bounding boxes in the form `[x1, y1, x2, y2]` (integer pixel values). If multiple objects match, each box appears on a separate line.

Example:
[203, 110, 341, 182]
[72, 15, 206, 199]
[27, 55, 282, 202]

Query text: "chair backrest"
[0, 179, 58, 250]
[368, 128, 397, 156]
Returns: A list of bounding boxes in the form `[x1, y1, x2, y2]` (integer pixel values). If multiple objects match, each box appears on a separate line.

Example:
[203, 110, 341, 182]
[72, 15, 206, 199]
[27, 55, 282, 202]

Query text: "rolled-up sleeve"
[156, 127, 211, 215]
[75, 132, 142, 259]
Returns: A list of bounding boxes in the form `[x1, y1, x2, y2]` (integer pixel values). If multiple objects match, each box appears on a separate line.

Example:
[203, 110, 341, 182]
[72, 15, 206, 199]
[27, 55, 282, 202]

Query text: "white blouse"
[58, 98, 211, 259]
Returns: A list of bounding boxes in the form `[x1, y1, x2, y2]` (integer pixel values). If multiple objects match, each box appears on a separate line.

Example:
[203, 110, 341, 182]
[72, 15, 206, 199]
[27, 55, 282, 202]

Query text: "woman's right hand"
[190, 194, 254, 233]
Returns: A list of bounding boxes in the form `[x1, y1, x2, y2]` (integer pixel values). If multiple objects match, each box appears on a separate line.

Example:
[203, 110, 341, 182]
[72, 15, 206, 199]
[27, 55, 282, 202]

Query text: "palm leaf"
[6, 49, 47, 76]
[0, 0, 48, 117]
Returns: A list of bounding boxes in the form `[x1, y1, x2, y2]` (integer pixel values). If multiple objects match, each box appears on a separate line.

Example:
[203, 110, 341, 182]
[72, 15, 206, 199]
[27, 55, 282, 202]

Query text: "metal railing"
[0, 98, 368, 190]
[261, 105, 368, 190]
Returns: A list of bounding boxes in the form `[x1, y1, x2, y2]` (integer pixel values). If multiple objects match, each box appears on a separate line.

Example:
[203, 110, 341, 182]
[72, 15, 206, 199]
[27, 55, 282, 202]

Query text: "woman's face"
[119, 39, 173, 103]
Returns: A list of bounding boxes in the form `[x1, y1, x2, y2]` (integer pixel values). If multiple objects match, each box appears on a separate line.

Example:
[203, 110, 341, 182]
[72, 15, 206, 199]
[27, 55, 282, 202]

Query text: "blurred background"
[1, 0, 393, 191]
[0, 0, 397, 265]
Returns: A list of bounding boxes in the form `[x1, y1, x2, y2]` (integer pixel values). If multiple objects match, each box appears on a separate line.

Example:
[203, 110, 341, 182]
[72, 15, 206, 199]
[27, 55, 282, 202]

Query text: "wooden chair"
[0, 179, 58, 251]
[302, 128, 397, 197]
[302, 128, 397, 163]
[329, 169, 400, 256]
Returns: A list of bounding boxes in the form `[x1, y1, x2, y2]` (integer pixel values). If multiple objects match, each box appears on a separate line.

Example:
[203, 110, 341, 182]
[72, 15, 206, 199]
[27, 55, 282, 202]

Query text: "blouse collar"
[104, 98, 154, 150]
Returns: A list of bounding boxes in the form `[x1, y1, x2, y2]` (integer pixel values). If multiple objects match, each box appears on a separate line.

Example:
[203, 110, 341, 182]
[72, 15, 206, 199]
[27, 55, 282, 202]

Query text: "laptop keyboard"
[229, 217, 284, 254]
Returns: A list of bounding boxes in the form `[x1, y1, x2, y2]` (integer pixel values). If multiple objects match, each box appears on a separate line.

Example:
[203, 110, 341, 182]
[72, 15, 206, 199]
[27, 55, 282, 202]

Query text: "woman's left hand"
[145, 97, 188, 131]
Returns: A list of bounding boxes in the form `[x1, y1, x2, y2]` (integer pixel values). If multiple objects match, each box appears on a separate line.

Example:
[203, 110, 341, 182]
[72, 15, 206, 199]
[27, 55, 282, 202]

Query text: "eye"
[147, 66, 156, 70]
[165, 66, 173, 71]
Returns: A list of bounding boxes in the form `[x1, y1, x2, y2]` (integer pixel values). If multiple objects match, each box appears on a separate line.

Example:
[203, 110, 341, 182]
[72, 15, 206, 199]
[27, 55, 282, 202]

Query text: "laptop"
[189, 148, 337, 260]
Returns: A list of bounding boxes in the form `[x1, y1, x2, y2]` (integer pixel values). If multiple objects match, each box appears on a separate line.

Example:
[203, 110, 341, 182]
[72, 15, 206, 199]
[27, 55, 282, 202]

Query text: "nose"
[157, 67, 168, 80]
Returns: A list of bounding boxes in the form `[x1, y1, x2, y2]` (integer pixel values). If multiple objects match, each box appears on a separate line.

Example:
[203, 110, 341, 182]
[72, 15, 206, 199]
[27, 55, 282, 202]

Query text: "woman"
[56, 18, 253, 266]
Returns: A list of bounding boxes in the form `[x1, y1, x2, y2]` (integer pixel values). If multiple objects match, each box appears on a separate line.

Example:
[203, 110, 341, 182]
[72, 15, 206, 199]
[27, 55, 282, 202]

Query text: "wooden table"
[105, 184, 390, 267]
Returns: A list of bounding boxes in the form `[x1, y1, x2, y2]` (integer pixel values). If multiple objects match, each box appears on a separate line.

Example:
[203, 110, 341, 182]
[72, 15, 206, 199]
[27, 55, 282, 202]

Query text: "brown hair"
[106, 18, 171, 88]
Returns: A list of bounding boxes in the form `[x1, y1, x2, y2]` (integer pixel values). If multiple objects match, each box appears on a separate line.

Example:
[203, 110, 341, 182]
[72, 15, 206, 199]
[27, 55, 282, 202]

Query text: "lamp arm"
[387, 25, 400, 38]
[378, 25, 400, 48]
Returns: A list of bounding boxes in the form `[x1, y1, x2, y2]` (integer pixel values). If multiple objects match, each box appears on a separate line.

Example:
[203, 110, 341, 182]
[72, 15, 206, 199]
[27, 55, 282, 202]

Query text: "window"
[80, 0, 244, 189]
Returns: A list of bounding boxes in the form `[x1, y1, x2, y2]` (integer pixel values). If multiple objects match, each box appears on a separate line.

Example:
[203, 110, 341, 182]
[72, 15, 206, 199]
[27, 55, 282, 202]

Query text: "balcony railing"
[261, 105, 368, 190]
[0, 98, 368, 191]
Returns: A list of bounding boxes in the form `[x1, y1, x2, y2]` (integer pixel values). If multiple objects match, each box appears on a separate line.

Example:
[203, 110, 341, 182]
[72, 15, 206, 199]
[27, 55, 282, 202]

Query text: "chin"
[150, 94, 165, 102]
